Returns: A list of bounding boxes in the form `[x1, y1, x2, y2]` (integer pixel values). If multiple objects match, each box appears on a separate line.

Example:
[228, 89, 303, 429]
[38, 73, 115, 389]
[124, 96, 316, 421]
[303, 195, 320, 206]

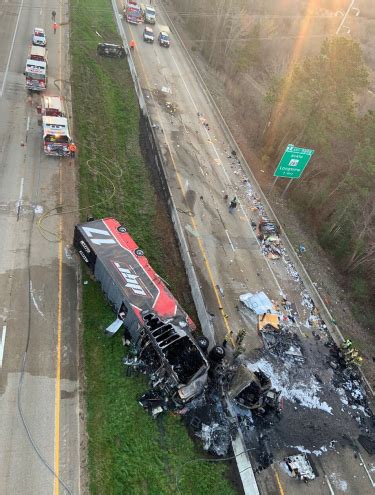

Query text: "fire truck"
[39, 95, 65, 117]
[25, 59, 47, 91]
[28, 45, 47, 63]
[124, 0, 143, 24]
[42, 116, 71, 156]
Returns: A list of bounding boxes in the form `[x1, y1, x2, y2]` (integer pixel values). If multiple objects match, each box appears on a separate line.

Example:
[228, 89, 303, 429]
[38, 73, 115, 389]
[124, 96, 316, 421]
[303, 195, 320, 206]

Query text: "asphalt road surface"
[0, 1, 79, 494]
[118, 2, 375, 494]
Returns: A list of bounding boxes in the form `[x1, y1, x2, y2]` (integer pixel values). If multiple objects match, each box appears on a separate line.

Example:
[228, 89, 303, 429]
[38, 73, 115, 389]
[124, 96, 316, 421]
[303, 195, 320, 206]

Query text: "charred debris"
[75, 218, 375, 476]
[74, 218, 281, 457]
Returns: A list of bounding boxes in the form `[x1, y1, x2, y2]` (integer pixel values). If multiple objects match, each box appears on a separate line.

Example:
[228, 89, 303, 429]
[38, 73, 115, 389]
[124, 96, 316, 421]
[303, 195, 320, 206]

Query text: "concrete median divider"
[111, 2, 261, 493]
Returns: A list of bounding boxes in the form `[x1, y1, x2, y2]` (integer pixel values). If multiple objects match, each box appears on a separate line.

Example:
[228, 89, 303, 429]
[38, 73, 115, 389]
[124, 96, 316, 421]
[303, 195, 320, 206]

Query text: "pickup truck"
[158, 25, 170, 48]
[143, 26, 154, 43]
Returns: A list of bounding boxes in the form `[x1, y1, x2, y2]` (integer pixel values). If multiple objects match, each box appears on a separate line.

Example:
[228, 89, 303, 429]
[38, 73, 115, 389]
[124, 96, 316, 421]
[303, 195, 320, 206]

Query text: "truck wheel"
[209, 345, 225, 362]
[135, 248, 144, 256]
[196, 336, 209, 353]
[118, 226, 127, 233]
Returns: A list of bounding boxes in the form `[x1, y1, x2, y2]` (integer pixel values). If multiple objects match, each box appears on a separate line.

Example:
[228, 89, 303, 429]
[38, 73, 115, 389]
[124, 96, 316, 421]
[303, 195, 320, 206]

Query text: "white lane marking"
[199, 166, 204, 176]
[16, 177, 24, 207]
[26, 116, 30, 142]
[29, 281, 45, 319]
[358, 452, 375, 487]
[0, 325, 7, 368]
[40, 7, 42, 15]
[325, 475, 335, 495]
[0, 0, 25, 97]
[171, 53, 284, 295]
[225, 229, 235, 252]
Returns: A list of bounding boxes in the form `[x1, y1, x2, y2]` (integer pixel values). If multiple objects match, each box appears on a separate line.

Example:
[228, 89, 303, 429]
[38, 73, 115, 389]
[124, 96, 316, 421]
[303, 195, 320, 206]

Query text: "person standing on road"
[69, 142, 77, 158]
[51, 10, 56, 21]
[229, 197, 237, 212]
[129, 39, 136, 51]
[53, 22, 58, 34]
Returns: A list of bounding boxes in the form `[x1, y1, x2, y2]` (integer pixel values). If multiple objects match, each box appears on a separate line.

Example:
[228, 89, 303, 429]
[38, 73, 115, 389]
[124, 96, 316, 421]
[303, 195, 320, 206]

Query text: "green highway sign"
[274, 144, 314, 179]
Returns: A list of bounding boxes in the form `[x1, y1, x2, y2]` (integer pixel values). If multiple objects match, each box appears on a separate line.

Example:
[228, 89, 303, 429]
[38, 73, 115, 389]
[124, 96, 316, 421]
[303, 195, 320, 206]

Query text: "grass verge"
[70, 0, 238, 493]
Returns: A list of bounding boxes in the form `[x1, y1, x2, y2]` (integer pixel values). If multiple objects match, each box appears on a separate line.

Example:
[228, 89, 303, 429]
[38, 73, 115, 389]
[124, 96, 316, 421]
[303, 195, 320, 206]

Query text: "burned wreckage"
[74, 218, 280, 452]
[74, 217, 208, 405]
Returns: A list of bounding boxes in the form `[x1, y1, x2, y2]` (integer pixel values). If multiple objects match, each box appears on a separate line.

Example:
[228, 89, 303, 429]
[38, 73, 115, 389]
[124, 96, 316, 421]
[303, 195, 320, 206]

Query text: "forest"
[170, 0, 375, 325]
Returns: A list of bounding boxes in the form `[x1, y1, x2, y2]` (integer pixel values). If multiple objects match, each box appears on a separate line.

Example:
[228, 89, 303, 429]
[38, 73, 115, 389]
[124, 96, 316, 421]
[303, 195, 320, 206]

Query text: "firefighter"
[344, 348, 359, 362]
[69, 142, 77, 158]
[129, 39, 136, 51]
[352, 356, 363, 366]
[342, 339, 353, 350]
[229, 197, 237, 212]
[236, 329, 246, 346]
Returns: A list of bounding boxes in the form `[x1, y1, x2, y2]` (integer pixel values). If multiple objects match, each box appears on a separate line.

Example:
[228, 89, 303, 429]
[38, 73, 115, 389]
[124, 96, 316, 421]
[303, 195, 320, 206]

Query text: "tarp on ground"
[240, 291, 277, 315]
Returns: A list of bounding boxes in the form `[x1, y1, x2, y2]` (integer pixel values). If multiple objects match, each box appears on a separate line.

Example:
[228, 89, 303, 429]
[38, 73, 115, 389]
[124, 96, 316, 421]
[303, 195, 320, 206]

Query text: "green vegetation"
[264, 38, 375, 322]
[70, 0, 237, 493]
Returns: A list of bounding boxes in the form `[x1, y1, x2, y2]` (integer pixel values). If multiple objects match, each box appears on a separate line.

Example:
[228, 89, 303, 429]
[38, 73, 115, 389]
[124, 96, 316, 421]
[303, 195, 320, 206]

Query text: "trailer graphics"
[74, 218, 208, 404]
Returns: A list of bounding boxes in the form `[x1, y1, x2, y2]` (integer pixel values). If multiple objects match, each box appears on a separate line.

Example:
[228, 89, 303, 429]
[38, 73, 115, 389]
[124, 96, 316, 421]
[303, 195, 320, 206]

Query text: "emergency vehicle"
[40, 96, 65, 117]
[28, 45, 47, 63]
[25, 59, 47, 91]
[42, 116, 71, 156]
[124, 1, 143, 24]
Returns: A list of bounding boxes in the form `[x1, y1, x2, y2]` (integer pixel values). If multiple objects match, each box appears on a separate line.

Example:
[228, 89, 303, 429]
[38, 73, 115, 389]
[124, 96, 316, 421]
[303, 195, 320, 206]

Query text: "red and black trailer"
[74, 218, 209, 403]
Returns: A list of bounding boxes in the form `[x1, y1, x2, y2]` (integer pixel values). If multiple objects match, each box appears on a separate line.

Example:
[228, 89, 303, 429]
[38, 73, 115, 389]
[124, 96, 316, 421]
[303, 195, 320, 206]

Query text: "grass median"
[70, 0, 238, 493]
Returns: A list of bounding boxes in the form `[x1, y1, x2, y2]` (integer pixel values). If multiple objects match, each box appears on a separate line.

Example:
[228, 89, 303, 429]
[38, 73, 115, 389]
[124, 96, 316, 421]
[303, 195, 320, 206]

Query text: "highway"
[0, 1, 79, 494]
[118, 2, 375, 494]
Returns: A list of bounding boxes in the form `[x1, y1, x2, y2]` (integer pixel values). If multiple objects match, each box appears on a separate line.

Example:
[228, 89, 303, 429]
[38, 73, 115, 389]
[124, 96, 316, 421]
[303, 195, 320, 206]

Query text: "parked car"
[158, 31, 170, 48]
[143, 27, 154, 43]
[97, 43, 126, 58]
[32, 28, 46, 47]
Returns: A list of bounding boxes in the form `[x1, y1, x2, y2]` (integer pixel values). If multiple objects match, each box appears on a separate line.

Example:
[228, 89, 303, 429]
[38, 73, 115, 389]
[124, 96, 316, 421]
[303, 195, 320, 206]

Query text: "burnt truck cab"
[74, 218, 209, 404]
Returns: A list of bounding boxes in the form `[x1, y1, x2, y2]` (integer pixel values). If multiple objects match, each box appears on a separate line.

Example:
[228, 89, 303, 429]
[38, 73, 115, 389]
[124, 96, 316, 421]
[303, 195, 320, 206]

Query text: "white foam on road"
[248, 358, 333, 414]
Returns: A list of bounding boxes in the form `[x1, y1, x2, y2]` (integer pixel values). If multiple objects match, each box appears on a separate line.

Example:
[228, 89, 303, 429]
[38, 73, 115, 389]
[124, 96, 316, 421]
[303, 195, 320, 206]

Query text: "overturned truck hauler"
[74, 218, 209, 404]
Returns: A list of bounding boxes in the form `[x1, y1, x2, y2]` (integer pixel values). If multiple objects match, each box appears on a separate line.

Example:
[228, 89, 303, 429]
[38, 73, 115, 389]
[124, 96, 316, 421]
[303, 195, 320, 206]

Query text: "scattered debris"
[358, 435, 375, 455]
[258, 313, 279, 332]
[165, 101, 177, 113]
[240, 291, 277, 315]
[283, 454, 316, 482]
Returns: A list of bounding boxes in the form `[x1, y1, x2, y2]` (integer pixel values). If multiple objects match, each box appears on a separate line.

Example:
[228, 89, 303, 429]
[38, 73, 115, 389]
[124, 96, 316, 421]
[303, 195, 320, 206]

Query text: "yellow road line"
[272, 465, 286, 495]
[129, 27, 234, 345]
[54, 5, 64, 493]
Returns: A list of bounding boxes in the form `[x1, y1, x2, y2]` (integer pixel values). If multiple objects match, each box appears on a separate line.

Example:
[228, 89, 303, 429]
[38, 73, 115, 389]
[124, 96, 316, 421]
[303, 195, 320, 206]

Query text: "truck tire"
[208, 345, 225, 363]
[196, 336, 209, 353]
